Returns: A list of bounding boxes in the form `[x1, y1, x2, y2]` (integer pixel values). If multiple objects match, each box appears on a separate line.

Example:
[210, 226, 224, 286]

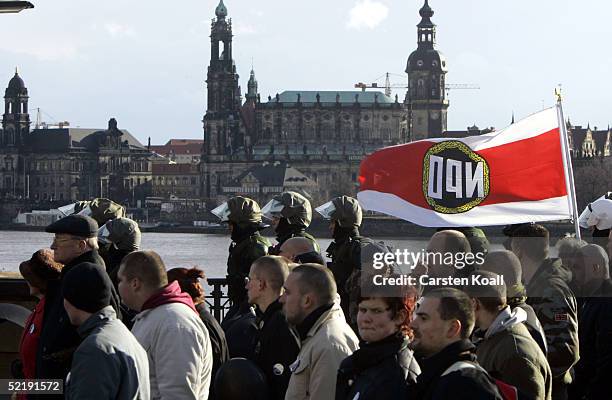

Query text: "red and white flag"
[357, 107, 573, 227]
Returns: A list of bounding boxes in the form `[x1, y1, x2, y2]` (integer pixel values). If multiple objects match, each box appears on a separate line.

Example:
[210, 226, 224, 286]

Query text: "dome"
[215, 0, 227, 18]
[406, 48, 447, 73]
[8, 72, 25, 91]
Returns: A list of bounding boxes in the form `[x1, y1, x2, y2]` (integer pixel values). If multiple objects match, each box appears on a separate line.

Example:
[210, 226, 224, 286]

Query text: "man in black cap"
[62, 262, 150, 399]
[34, 215, 122, 394]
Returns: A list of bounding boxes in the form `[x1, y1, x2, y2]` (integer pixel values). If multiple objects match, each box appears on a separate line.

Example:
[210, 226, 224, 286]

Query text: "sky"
[1, 0, 609, 145]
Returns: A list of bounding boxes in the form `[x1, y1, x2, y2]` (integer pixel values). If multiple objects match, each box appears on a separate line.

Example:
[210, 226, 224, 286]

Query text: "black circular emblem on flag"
[422, 141, 490, 214]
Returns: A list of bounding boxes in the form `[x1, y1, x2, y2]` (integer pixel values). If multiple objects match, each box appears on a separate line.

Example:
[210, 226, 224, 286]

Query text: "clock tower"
[405, 0, 448, 141]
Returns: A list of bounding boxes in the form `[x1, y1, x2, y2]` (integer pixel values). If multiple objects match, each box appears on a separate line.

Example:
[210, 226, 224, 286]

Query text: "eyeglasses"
[358, 306, 391, 315]
[52, 237, 83, 246]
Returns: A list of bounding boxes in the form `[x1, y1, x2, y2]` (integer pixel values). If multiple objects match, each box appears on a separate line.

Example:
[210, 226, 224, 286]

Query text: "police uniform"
[263, 191, 319, 255]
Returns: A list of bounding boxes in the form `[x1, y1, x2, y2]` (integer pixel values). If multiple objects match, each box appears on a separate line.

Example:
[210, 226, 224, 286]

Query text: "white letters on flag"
[357, 107, 573, 227]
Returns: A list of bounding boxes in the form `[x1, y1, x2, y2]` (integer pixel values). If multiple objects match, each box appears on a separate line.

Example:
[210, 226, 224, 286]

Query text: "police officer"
[212, 196, 270, 321]
[261, 191, 318, 255]
[97, 217, 141, 280]
[36, 215, 122, 396]
[316, 195, 370, 317]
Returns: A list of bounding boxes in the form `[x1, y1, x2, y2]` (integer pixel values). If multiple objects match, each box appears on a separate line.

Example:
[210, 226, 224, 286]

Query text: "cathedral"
[200, 0, 449, 205]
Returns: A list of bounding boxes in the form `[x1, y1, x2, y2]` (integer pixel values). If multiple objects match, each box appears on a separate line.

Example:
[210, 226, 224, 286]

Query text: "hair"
[251, 256, 290, 293]
[167, 267, 206, 303]
[556, 236, 587, 263]
[85, 236, 99, 251]
[425, 287, 475, 339]
[358, 284, 418, 338]
[120, 250, 168, 289]
[511, 223, 550, 261]
[291, 263, 336, 306]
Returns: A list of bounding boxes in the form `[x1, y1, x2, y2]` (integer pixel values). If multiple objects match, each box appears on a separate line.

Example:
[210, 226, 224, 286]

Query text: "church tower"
[202, 0, 242, 159]
[2, 69, 31, 148]
[245, 68, 258, 105]
[405, 0, 448, 141]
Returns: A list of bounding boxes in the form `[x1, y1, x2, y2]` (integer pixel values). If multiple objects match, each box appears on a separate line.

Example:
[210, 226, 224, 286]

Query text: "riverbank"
[1, 218, 580, 240]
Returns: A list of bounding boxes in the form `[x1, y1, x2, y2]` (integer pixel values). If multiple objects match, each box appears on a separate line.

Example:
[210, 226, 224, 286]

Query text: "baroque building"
[0, 72, 153, 205]
[200, 0, 436, 205]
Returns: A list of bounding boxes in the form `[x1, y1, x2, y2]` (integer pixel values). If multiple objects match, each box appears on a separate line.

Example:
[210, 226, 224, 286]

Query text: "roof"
[165, 139, 203, 146]
[591, 130, 610, 153]
[570, 126, 588, 151]
[232, 162, 317, 187]
[265, 90, 395, 105]
[26, 127, 146, 153]
[150, 142, 203, 156]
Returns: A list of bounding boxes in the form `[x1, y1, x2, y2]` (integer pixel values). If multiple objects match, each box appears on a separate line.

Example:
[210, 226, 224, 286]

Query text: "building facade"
[0, 72, 153, 205]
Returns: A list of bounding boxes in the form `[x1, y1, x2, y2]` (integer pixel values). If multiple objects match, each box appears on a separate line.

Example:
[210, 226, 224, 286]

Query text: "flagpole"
[555, 89, 581, 240]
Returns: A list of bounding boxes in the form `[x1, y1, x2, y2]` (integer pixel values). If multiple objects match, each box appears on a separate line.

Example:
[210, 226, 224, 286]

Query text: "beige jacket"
[285, 303, 359, 400]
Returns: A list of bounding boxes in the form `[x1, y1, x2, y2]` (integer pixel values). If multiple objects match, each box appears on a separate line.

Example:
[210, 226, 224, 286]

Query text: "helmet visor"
[212, 202, 231, 222]
[261, 199, 284, 220]
[77, 205, 93, 217]
[315, 201, 337, 220]
[97, 224, 111, 245]
[57, 203, 77, 216]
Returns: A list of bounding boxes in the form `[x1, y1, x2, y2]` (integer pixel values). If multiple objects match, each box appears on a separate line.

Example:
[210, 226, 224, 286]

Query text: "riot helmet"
[316, 196, 362, 228]
[261, 191, 312, 227]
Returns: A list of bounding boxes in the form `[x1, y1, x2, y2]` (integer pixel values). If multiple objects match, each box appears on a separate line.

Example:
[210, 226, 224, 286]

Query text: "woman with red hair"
[166, 267, 229, 398]
[336, 279, 421, 400]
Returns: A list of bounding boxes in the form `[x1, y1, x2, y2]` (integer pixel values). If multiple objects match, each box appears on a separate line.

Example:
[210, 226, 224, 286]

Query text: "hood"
[141, 281, 197, 313]
[484, 306, 527, 339]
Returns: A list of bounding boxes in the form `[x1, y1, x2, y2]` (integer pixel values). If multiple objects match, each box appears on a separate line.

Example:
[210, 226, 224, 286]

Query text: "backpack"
[442, 361, 518, 400]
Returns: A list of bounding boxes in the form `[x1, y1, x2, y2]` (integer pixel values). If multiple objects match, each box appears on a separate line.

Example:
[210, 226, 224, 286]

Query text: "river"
[0, 231, 429, 278]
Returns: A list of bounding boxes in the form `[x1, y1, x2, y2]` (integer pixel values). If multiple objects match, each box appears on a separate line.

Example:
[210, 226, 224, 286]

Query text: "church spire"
[215, 0, 227, 19]
[246, 68, 258, 104]
[417, 0, 436, 49]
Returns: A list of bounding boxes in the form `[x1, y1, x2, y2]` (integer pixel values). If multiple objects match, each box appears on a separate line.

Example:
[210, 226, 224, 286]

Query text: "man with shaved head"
[279, 236, 324, 264]
[570, 244, 612, 399]
[117, 251, 213, 399]
[481, 250, 547, 354]
[281, 264, 358, 400]
[246, 256, 299, 400]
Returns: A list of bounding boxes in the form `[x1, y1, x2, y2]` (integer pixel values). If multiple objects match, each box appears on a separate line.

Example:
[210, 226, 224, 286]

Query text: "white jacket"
[285, 302, 359, 400]
[132, 302, 213, 400]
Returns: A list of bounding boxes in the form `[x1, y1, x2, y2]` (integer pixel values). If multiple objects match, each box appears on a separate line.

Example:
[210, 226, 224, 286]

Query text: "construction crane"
[34, 108, 70, 129]
[354, 72, 479, 97]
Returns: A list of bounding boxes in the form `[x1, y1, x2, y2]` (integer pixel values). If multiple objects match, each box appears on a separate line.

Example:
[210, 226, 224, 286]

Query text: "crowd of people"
[11, 192, 612, 400]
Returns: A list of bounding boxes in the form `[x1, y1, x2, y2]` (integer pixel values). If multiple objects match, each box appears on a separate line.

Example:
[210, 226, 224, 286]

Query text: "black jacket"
[408, 339, 503, 400]
[336, 333, 420, 400]
[196, 303, 229, 400]
[35, 251, 121, 386]
[571, 279, 612, 400]
[254, 299, 300, 400]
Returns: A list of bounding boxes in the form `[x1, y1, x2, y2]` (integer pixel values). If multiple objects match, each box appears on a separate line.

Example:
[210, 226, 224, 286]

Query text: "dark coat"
[35, 250, 122, 392]
[196, 302, 229, 397]
[336, 334, 420, 400]
[65, 307, 149, 400]
[254, 300, 300, 400]
[408, 339, 503, 400]
[526, 258, 579, 393]
[571, 279, 612, 400]
[226, 231, 269, 304]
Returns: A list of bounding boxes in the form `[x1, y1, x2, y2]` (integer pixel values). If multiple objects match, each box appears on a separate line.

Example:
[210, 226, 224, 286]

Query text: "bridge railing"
[204, 277, 231, 322]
